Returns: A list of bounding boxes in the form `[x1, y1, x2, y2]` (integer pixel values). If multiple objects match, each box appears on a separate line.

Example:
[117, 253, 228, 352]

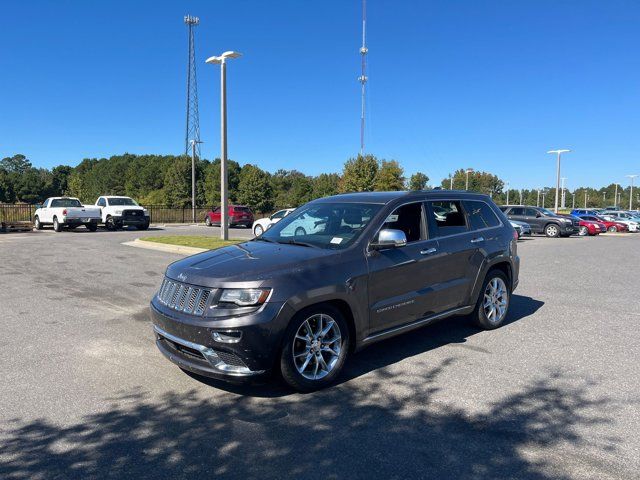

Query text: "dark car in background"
[499, 205, 578, 237]
[205, 205, 254, 228]
[151, 191, 520, 391]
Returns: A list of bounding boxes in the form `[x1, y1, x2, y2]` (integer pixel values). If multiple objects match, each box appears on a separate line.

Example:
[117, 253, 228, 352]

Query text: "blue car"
[570, 209, 601, 217]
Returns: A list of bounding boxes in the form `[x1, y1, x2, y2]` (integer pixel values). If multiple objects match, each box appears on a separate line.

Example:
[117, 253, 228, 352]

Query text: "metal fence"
[0, 204, 35, 224]
[1, 203, 271, 225]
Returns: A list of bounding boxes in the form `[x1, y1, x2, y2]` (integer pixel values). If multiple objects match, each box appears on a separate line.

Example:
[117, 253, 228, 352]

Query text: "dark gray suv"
[150, 191, 520, 391]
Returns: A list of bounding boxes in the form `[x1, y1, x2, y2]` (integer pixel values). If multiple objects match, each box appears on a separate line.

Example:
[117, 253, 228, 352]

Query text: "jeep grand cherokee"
[150, 191, 520, 392]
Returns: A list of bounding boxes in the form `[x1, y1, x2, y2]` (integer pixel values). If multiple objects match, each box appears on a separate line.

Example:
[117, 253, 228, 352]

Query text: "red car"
[204, 205, 254, 228]
[578, 215, 628, 233]
[577, 219, 606, 236]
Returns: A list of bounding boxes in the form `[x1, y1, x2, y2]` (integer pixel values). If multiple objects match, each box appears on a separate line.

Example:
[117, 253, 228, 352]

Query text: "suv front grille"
[157, 278, 212, 316]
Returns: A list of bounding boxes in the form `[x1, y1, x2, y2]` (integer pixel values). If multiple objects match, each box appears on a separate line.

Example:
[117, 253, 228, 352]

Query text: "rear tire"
[205, 216, 212, 227]
[280, 304, 350, 392]
[608, 226, 617, 232]
[254, 224, 264, 236]
[295, 227, 307, 236]
[545, 223, 560, 238]
[34, 216, 42, 230]
[87, 222, 98, 232]
[473, 270, 510, 330]
[53, 217, 62, 232]
[578, 226, 588, 236]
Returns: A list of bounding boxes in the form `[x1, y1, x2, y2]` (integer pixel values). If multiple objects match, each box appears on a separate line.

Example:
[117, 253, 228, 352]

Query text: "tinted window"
[51, 198, 82, 208]
[465, 201, 500, 230]
[525, 208, 539, 217]
[97, 198, 106, 207]
[427, 201, 467, 237]
[233, 206, 251, 212]
[109, 198, 138, 206]
[271, 210, 287, 219]
[381, 202, 423, 243]
[508, 207, 525, 216]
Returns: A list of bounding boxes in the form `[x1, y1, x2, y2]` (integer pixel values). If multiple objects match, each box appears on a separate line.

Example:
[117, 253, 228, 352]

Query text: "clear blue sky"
[1, 0, 639, 189]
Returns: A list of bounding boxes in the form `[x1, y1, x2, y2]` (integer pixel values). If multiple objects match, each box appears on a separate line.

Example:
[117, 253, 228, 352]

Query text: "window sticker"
[385, 214, 399, 223]
[330, 237, 343, 244]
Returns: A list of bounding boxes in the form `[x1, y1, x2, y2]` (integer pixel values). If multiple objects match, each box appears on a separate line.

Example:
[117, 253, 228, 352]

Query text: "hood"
[165, 240, 338, 287]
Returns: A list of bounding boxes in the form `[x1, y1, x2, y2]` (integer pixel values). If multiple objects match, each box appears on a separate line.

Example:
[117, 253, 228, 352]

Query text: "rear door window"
[525, 208, 539, 217]
[465, 201, 501, 230]
[426, 200, 468, 237]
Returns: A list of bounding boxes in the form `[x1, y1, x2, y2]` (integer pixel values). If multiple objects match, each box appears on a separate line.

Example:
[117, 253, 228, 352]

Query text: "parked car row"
[34, 196, 150, 232]
[497, 205, 639, 238]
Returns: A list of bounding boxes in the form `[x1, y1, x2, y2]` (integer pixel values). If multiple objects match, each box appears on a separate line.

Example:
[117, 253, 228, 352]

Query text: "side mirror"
[536, 212, 542, 218]
[370, 229, 407, 250]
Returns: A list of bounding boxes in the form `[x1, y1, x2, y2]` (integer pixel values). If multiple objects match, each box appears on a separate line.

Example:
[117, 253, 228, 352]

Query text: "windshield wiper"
[252, 236, 276, 243]
[277, 240, 316, 248]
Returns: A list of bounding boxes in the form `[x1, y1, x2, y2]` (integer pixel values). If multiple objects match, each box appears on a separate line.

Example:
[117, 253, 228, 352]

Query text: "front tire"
[473, 270, 510, 330]
[205, 216, 212, 227]
[545, 223, 560, 238]
[105, 216, 117, 231]
[280, 305, 350, 392]
[53, 217, 62, 232]
[254, 224, 264, 236]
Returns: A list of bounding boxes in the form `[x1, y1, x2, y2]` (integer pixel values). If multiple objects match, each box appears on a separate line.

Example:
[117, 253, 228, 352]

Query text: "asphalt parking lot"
[1, 227, 639, 479]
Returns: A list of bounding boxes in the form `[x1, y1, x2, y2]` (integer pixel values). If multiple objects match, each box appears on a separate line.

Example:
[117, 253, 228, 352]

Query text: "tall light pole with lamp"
[504, 181, 509, 205]
[465, 168, 474, 191]
[206, 51, 242, 240]
[547, 149, 570, 213]
[626, 175, 638, 210]
[560, 177, 567, 209]
[614, 183, 618, 208]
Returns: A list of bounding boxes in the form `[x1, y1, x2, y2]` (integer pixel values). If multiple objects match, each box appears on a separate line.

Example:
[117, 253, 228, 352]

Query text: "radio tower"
[184, 15, 201, 158]
[358, 0, 368, 156]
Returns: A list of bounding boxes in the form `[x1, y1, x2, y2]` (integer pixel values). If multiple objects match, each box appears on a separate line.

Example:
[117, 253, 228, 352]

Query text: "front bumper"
[150, 299, 291, 379]
[113, 215, 149, 226]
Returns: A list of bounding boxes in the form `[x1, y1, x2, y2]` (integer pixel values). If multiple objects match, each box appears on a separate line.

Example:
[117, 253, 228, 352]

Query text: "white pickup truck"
[34, 197, 101, 232]
[95, 196, 150, 230]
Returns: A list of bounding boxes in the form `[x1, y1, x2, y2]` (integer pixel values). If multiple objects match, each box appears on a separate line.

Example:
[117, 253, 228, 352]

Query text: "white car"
[34, 197, 101, 232]
[600, 212, 640, 232]
[95, 196, 150, 230]
[252, 208, 295, 236]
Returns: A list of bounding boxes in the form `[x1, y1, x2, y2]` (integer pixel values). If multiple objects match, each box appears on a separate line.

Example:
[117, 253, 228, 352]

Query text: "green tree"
[0, 167, 15, 202]
[0, 154, 32, 174]
[374, 160, 405, 191]
[163, 155, 192, 207]
[312, 173, 340, 198]
[340, 154, 378, 193]
[441, 169, 504, 196]
[236, 164, 273, 213]
[408, 172, 429, 191]
[203, 159, 241, 207]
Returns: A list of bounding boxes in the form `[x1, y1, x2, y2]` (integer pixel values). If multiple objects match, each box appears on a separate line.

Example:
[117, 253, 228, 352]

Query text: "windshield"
[109, 197, 139, 206]
[540, 208, 556, 216]
[50, 198, 82, 208]
[258, 202, 383, 249]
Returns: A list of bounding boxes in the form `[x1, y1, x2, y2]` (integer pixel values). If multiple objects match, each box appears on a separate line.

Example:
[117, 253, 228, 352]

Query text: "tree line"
[1, 153, 637, 212]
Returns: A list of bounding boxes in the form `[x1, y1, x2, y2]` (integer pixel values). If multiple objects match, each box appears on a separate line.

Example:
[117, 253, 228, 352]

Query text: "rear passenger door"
[424, 200, 478, 311]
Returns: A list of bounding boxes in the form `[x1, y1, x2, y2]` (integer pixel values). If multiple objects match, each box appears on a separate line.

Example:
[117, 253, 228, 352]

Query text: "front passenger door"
[367, 202, 440, 334]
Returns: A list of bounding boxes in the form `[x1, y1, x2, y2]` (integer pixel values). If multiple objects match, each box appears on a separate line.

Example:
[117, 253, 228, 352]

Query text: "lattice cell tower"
[184, 15, 201, 158]
[358, 0, 368, 156]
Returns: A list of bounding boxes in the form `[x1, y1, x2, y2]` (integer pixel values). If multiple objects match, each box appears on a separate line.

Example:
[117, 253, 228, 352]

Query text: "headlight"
[114, 209, 123, 215]
[219, 288, 270, 306]
[143, 208, 148, 215]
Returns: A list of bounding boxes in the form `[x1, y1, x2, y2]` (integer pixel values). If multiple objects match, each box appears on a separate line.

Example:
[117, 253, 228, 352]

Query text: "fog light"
[212, 331, 242, 344]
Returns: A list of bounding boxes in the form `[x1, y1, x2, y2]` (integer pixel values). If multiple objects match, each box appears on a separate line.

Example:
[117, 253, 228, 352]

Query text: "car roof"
[313, 190, 492, 205]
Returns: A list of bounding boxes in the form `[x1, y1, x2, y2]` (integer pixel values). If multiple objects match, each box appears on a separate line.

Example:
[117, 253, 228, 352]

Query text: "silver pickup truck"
[34, 197, 102, 232]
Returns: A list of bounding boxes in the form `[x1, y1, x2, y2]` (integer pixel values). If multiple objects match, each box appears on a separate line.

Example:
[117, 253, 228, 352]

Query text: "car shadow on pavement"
[183, 295, 544, 398]
[0, 359, 619, 480]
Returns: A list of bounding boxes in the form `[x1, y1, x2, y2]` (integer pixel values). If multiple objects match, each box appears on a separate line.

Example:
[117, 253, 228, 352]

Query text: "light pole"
[206, 51, 242, 240]
[190, 139, 203, 223]
[505, 181, 510, 205]
[584, 190, 588, 208]
[614, 183, 618, 208]
[560, 177, 567, 209]
[547, 149, 570, 213]
[626, 175, 638, 210]
[449, 174, 453, 190]
[537, 188, 541, 207]
[519, 189, 523, 205]
[571, 191, 576, 209]
[541, 189, 547, 208]
[465, 168, 474, 190]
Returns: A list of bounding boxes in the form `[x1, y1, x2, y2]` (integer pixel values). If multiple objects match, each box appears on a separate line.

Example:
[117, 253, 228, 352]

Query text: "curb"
[122, 239, 208, 256]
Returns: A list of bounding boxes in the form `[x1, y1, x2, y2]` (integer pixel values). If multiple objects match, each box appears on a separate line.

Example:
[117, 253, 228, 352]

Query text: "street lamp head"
[465, 168, 474, 173]
[206, 51, 242, 64]
[626, 174, 638, 179]
[547, 149, 571, 154]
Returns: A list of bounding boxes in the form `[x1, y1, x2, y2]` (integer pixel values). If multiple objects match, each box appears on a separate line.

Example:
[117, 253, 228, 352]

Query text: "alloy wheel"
[254, 225, 263, 236]
[578, 226, 588, 236]
[546, 225, 559, 237]
[292, 314, 342, 380]
[483, 277, 508, 324]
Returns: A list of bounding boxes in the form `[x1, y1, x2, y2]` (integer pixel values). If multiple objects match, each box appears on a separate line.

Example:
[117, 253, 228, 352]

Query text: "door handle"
[470, 237, 485, 244]
[420, 248, 437, 255]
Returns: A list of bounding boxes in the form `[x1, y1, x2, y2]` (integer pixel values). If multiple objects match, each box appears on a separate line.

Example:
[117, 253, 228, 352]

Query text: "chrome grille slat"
[156, 278, 211, 316]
